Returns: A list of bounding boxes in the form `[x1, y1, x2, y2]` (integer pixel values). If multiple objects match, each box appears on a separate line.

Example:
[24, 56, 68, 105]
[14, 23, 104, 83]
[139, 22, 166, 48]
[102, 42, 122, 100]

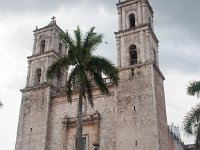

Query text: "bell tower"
[15, 17, 67, 150]
[116, 0, 158, 69]
[115, 0, 169, 149]
[26, 17, 66, 88]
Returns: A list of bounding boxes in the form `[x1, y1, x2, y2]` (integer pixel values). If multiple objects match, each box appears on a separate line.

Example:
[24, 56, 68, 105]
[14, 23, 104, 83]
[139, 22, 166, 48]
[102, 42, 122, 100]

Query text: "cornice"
[115, 23, 159, 44]
[27, 50, 61, 61]
[33, 23, 64, 34]
[20, 83, 53, 93]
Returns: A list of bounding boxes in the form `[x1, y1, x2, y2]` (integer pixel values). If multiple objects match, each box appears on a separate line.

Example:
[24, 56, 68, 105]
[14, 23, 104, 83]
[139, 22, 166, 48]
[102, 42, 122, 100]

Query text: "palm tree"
[47, 26, 119, 150]
[183, 104, 200, 148]
[183, 81, 200, 149]
[187, 81, 200, 97]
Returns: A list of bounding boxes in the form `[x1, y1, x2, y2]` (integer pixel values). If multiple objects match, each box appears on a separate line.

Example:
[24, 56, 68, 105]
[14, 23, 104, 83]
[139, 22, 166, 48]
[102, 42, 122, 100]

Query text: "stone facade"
[168, 124, 185, 150]
[15, 0, 179, 150]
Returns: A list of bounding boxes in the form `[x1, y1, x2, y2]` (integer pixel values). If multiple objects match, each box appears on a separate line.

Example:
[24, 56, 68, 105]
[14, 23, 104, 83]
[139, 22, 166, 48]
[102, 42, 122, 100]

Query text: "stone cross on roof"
[51, 16, 56, 22]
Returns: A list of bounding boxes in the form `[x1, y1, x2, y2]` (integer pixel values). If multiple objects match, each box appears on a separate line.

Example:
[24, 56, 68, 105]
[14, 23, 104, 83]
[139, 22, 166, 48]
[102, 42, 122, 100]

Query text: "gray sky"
[0, 0, 200, 149]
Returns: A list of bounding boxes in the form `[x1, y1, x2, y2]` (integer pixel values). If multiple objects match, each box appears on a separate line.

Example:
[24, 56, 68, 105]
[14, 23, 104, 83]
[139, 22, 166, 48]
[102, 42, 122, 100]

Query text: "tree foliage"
[183, 81, 200, 148]
[187, 81, 200, 97]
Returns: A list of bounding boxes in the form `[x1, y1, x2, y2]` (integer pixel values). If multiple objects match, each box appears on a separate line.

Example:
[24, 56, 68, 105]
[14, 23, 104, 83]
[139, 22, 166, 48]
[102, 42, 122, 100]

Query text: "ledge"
[62, 112, 100, 128]
[115, 23, 159, 44]
[27, 50, 61, 61]
[20, 83, 52, 93]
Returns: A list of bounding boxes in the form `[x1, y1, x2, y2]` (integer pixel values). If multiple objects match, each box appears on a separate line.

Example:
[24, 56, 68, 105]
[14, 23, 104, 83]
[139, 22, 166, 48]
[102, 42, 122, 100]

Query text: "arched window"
[129, 14, 136, 28]
[59, 43, 62, 55]
[35, 68, 41, 86]
[40, 40, 46, 53]
[129, 45, 137, 65]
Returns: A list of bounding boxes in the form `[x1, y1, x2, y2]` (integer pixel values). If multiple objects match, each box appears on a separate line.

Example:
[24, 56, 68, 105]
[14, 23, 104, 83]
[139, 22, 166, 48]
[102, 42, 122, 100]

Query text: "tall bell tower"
[116, 0, 158, 68]
[15, 17, 67, 150]
[115, 0, 169, 149]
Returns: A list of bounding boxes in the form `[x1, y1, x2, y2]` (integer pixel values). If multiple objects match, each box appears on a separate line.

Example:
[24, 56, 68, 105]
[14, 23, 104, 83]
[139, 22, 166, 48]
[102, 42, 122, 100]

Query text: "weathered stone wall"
[153, 67, 169, 150]
[15, 86, 51, 150]
[168, 134, 185, 150]
[49, 87, 116, 150]
[115, 64, 160, 150]
[46, 64, 169, 150]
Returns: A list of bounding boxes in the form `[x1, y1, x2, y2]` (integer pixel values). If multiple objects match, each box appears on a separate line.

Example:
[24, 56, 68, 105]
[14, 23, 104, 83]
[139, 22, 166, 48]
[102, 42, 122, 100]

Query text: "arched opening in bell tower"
[35, 68, 41, 86]
[40, 40, 46, 53]
[129, 14, 136, 28]
[129, 45, 137, 65]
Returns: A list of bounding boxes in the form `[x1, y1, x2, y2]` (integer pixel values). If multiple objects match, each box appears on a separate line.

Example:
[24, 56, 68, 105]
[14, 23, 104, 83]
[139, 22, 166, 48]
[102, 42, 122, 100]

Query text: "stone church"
[15, 0, 186, 150]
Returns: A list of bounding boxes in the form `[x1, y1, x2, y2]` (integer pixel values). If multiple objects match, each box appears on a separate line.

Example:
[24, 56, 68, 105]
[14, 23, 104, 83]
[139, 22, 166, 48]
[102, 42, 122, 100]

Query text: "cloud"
[151, 0, 200, 40]
[149, 0, 200, 74]
[0, 0, 117, 15]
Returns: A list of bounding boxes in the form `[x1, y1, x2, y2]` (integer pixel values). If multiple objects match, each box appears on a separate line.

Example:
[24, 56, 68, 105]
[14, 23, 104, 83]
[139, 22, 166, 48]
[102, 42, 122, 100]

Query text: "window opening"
[40, 40, 46, 53]
[129, 14, 136, 28]
[59, 43, 62, 55]
[82, 137, 86, 150]
[35, 68, 41, 86]
[75, 137, 87, 150]
[129, 45, 137, 65]
[134, 106, 136, 111]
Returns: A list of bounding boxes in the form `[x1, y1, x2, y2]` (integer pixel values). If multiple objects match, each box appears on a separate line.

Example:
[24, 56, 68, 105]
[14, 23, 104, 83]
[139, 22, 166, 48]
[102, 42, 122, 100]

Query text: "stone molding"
[27, 50, 60, 61]
[62, 112, 101, 150]
[115, 23, 159, 44]
[116, 0, 153, 15]
[62, 112, 100, 128]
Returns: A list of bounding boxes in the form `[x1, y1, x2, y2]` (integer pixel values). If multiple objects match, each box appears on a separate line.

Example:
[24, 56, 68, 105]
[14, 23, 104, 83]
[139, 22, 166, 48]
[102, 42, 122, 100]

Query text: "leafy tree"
[183, 81, 200, 149]
[47, 26, 119, 150]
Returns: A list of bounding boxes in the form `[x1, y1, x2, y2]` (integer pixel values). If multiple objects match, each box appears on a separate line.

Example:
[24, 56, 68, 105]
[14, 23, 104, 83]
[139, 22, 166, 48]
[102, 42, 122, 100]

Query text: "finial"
[51, 16, 56, 22]
[36, 26, 38, 30]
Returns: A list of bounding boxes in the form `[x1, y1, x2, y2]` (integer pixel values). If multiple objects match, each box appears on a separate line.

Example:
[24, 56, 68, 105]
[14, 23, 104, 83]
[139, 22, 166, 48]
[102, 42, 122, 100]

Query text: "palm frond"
[87, 56, 119, 86]
[83, 27, 103, 52]
[47, 56, 69, 79]
[74, 26, 82, 50]
[187, 81, 200, 97]
[183, 104, 200, 135]
[60, 31, 75, 50]
[66, 67, 79, 103]
[90, 70, 109, 95]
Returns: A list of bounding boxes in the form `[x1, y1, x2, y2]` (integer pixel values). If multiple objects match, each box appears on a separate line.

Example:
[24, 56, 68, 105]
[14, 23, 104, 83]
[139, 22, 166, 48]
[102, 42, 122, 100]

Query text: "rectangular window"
[82, 137, 86, 150]
[73, 135, 88, 150]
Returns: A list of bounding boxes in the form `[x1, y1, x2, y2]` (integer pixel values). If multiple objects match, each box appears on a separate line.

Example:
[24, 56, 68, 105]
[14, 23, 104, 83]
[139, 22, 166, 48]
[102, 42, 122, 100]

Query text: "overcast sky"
[0, 0, 200, 149]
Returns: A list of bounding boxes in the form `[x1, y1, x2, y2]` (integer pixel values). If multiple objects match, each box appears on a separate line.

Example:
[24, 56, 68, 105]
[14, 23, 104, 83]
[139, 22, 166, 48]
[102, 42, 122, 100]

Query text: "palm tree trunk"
[195, 124, 200, 150]
[75, 84, 83, 150]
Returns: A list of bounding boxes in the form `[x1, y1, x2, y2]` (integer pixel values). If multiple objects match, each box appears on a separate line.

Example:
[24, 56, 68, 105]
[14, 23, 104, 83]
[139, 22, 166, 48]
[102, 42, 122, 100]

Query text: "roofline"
[33, 23, 65, 34]
[116, 0, 154, 15]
